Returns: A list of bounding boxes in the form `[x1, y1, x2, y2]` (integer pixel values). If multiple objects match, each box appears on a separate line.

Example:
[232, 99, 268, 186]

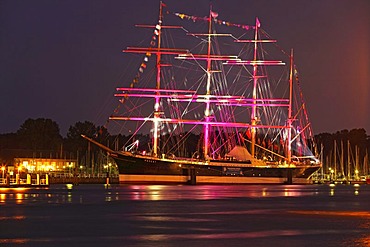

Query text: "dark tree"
[17, 118, 62, 150]
[95, 126, 110, 146]
[65, 121, 98, 152]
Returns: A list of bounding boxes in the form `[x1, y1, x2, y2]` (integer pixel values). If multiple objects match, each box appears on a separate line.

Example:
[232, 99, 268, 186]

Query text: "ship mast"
[203, 7, 214, 160]
[112, 2, 189, 157]
[287, 49, 294, 163]
[153, 1, 164, 157]
[250, 18, 260, 158]
[228, 18, 286, 158]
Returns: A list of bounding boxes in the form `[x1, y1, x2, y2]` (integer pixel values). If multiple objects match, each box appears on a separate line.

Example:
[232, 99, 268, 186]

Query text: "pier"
[0, 173, 49, 188]
[0, 173, 119, 188]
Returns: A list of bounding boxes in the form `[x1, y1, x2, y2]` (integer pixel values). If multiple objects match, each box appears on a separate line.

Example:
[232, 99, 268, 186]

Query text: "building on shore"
[14, 157, 77, 173]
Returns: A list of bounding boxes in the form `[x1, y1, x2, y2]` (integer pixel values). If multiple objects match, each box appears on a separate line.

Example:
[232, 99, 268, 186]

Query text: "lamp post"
[329, 167, 334, 181]
[355, 169, 359, 181]
[1, 166, 5, 183]
[67, 163, 73, 176]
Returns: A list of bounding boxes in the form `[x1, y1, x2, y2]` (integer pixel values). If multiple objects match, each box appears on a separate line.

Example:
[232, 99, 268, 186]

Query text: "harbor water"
[1, 184, 369, 246]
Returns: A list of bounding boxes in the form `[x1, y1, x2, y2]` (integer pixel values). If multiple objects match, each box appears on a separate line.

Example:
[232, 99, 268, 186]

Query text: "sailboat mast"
[250, 18, 260, 158]
[153, 1, 164, 157]
[203, 7, 213, 159]
[334, 139, 337, 176]
[355, 145, 359, 179]
[364, 150, 369, 177]
[347, 140, 351, 180]
[340, 140, 344, 180]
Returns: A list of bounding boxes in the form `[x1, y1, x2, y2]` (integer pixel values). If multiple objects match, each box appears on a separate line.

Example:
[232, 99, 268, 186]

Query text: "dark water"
[1, 184, 369, 247]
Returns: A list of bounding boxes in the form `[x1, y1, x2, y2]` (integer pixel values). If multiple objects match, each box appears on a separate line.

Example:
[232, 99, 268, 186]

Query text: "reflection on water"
[0, 184, 369, 204]
[125, 184, 322, 201]
[0, 215, 26, 220]
[290, 210, 370, 218]
[355, 219, 370, 247]
[1, 188, 30, 204]
[127, 229, 362, 241]
[0, 184, 369, 246]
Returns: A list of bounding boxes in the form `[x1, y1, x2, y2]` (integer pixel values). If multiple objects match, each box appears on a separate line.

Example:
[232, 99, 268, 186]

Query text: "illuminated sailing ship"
[84, 2, 321, 184]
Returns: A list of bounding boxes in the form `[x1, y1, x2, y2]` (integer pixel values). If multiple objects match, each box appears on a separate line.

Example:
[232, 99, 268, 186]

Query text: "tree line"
[1, 118, 370, 171]
[0, 118, 106, 165]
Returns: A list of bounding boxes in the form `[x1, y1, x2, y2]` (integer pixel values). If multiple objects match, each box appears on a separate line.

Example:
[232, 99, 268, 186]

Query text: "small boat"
[83, 2, 321, 184]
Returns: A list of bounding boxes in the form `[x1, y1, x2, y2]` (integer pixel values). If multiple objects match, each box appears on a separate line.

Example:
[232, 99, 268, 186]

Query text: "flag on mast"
[211, 10, 218, 18]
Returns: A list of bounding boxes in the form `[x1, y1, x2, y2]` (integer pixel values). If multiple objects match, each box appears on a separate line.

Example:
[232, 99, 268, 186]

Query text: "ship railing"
[49, 173, 118, 179]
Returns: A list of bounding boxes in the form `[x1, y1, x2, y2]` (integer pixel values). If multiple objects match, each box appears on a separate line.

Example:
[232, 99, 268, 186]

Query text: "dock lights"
[355, 169, 359, 180]
[354, 183, 360, 196]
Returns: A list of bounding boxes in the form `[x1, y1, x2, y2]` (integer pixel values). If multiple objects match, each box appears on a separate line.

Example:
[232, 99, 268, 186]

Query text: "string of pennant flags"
[172, 11, 255, 31]
[113, 3, 167, 115]
[126, 24, 160, 96]
[105, 22, 161, 130]
[111, 23, 160, 116]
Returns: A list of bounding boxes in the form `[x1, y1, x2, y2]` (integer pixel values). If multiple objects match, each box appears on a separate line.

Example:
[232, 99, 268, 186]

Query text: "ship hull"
[111, 152, 321, 185]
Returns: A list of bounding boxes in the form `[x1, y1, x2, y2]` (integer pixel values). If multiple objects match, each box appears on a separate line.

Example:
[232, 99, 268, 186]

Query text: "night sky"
[0, 0, 369, 136]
